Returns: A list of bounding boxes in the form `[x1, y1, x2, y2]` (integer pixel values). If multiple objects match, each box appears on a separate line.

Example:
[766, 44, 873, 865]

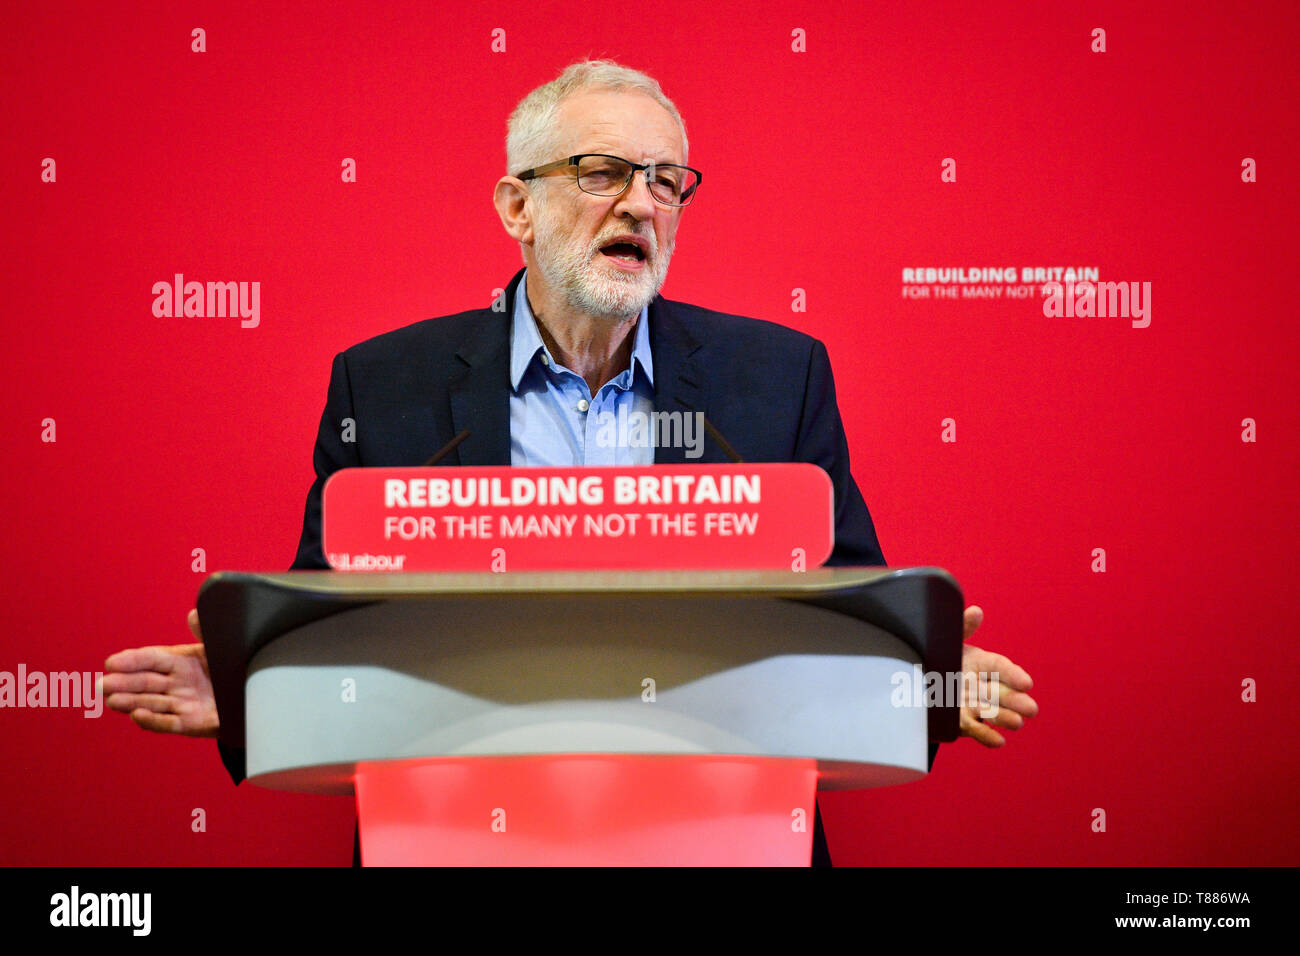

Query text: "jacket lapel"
[446, 270, 519, 466]
[649, 296, 707, 465]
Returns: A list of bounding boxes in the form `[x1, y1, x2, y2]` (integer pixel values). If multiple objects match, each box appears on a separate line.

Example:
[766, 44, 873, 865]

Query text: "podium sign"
[322, 463, 834, 571]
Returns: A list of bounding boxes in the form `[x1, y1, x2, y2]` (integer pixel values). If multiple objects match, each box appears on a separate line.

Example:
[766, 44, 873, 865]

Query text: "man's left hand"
[958, 606, 1038, 747]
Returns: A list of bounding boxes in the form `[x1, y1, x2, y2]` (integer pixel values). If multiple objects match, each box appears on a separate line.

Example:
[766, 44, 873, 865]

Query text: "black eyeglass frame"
[514, 153, 702, 206]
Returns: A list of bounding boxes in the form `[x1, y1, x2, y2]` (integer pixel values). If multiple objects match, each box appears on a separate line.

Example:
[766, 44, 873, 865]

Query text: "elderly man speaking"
[103, 59, 1038, 866]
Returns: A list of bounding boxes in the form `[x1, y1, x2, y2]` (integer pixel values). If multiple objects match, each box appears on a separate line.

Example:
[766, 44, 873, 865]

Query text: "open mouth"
[599, 242, 646, 263]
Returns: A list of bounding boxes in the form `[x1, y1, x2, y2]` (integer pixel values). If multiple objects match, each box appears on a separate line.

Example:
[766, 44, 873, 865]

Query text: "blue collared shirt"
[509, 270, 657, 466]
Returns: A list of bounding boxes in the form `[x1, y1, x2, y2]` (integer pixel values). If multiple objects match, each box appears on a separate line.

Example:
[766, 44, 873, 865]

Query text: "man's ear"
[493, 176, 535, 246]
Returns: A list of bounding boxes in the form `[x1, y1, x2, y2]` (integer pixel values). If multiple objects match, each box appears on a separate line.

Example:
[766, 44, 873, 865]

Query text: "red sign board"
[322, 464, 833, 572]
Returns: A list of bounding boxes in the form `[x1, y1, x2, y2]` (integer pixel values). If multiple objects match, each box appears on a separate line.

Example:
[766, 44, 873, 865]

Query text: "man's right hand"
[102, 609, 220, 737]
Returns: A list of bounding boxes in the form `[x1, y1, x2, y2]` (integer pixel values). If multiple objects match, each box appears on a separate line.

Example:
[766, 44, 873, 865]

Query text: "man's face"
[526, 89, 685, 319]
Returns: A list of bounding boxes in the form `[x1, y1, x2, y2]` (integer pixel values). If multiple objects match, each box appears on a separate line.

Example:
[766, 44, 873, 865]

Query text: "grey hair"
[506, 59, 689, 176]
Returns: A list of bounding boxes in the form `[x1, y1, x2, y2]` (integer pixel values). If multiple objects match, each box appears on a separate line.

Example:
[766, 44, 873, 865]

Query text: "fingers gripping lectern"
[197, 568, 964, 866]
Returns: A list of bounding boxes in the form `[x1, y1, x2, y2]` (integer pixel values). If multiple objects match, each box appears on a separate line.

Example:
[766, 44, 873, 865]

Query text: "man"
[103, 60, 1038, 865]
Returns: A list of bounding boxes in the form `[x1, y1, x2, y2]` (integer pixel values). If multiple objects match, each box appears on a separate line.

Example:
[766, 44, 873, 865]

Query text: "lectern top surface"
[203, 566, 954, 598]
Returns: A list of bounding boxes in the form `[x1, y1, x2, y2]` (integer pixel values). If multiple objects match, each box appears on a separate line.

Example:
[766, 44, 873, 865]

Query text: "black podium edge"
[196, 567, 963, 751]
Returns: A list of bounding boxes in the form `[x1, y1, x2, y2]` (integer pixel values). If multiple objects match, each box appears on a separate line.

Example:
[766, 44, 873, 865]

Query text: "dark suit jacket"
[217, 267, 912, 862]
[285, 266, 886, 573]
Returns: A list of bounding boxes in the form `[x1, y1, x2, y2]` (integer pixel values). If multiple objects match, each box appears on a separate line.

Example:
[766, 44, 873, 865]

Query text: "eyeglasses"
[515, 154, 702, 206]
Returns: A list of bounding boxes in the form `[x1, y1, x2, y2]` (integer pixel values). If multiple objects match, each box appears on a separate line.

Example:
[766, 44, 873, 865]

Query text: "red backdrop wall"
[3, 0, 1296, 865]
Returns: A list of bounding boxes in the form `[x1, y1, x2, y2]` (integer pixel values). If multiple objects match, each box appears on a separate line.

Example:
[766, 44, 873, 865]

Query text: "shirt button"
[576, 399, 590, 413]
[540, 353, 550, 366]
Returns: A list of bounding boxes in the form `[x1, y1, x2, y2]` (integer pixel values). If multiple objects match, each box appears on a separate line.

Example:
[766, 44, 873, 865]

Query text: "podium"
[198, 567, 963, 865]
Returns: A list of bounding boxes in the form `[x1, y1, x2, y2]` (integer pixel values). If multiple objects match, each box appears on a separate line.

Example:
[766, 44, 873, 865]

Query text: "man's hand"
[958, 605, 1038, 747]
[102, 609, 220, 737]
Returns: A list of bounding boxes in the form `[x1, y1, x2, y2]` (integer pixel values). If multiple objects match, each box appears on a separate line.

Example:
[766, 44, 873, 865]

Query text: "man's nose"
[614, 170, 658, 218]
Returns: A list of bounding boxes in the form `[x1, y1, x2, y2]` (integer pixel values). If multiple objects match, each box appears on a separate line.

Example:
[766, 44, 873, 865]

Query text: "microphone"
[423, 429, 470, 466]
[675, 399, 745, 463]
[700, 415, 745, 464]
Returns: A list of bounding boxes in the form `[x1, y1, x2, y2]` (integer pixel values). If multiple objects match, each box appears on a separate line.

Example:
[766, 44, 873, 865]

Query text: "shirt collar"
[509, 268, 655, 392]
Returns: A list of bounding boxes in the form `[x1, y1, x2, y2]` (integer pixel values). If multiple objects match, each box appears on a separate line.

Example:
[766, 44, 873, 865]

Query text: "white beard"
[530, 194, 674, 320]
